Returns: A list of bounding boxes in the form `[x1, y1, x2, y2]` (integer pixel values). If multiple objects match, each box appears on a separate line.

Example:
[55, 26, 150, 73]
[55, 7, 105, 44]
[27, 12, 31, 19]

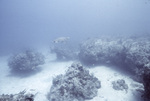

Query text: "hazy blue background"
[0, 0, 150, 54]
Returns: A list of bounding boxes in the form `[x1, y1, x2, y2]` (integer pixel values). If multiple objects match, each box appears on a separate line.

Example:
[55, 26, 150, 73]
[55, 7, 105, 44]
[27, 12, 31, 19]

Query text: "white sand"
[0, 53, 143, 101]
[88, 66, 143, 101]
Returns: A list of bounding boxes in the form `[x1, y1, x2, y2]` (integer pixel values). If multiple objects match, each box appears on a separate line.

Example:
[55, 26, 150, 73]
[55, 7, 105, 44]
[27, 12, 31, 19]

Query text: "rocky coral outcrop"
[112, 79, 128, 93]
[0, 90, 35, 101]
[47, 62, 101, 101]
[8, 50, 45, 73]
[50, 46, 77, 61]
[79, 37, 150, 73]
[79, 38, 126, 66]
[123, 38, 150, 74]
[79, 36, 150, 100]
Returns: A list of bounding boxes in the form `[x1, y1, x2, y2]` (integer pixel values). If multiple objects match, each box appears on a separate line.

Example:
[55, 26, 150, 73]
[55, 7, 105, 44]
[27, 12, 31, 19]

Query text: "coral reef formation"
[123, 38, 150, 74]
[79, 37, 150, 73]
[79, 36, 150, 100]
[8, 50, 45, 72]
[79, 38, 125, 65]
[112, 79, 128, 93]
[47, 62, 101, 101]
[0, 90, 35, 101]
[50, 46, 77, 61]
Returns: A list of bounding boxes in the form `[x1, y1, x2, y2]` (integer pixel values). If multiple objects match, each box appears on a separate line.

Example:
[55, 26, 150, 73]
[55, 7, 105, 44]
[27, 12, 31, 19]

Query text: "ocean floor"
[0, 53, 144, 101]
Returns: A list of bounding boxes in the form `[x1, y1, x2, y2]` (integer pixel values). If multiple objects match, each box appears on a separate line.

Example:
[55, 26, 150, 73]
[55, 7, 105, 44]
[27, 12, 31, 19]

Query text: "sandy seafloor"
[0, 50, 144, 101]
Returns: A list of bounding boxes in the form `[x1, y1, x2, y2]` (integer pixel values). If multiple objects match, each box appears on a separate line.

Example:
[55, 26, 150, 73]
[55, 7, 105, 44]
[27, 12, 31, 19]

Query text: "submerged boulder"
[47, 62, 101, 101]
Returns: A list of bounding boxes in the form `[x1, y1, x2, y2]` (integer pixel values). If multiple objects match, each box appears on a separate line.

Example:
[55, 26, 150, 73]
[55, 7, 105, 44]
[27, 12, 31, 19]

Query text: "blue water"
[0, 0, 150, 101]
[0, 0, 150, 55]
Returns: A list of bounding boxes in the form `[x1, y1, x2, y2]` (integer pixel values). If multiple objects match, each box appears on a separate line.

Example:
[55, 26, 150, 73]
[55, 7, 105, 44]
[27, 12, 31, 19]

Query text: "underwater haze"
[0, 0, 150, 54]
[1, 0, 150, 101]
